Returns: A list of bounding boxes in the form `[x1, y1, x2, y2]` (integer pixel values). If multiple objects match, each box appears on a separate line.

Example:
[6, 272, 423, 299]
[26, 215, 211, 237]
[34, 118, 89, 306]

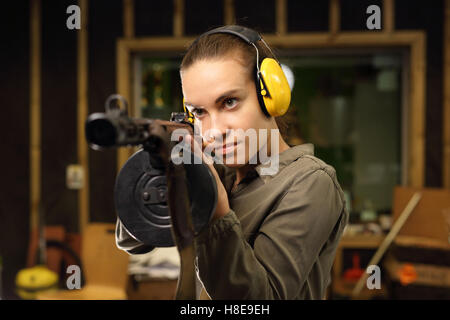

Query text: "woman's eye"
[224, 98, 238, 109]
[192, 108, 205, 118]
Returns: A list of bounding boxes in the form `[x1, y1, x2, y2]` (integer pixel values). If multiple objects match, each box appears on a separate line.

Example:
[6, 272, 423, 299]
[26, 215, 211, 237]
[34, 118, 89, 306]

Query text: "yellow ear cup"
[259, 58, 291, 117]
[183, 97, 195, 123]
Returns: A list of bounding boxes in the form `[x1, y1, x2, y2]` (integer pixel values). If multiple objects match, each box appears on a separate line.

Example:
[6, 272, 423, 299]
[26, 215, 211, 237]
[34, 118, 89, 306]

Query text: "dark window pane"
[185, 0, 224, 35]
[279, 51, 403, 217]
[288, 0, 329, 32]
[235, 0, 276, 33]
[395, 0, 443, 30]
[135, 0, 173, 36]
[134, 55, 184, 120]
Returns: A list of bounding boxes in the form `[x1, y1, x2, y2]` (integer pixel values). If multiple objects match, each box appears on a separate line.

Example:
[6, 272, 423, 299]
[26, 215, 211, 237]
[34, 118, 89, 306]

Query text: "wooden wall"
[87, 0, 122, 225]
[395, 0, 444, 187]
[0, 0, 31, 301]
[41, 0, 78, 232]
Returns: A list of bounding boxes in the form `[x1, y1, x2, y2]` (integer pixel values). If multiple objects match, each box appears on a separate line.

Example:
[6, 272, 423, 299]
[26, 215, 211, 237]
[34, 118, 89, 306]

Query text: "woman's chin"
[220, 156, 248, 168]
[218, 152, 256, 168]
[223, 162, 245, 168]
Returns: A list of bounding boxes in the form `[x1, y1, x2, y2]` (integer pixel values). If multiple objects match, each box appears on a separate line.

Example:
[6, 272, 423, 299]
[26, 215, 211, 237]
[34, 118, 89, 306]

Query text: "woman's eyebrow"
[214, 89, 242, 104]
[184, 88, 243, 109]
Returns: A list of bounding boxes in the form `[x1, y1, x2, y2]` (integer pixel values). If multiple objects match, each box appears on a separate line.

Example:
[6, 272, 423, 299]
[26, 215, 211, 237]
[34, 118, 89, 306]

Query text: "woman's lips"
[218, 141, 239, 155]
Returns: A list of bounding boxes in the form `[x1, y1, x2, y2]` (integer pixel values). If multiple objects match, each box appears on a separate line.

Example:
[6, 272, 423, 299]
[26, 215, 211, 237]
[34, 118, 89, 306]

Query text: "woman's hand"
[185, 134, 230, 221]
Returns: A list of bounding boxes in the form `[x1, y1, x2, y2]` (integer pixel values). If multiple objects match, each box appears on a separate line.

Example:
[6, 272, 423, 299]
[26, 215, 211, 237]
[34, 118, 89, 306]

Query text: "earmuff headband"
[184, 25, 291, 120]
[191, 25, 262, 47]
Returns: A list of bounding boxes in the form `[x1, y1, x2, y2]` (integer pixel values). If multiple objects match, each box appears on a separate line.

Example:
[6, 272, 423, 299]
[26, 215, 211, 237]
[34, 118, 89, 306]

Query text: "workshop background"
[1, 0, 449, 300]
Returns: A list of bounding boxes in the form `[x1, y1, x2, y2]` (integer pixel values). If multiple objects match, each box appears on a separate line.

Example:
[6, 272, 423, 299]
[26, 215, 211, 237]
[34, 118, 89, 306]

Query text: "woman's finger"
[186, 134, 214, 166]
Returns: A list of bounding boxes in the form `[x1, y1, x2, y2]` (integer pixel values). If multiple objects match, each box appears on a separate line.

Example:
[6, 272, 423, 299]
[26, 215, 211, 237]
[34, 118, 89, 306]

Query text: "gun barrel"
[85, 112, 152, 149]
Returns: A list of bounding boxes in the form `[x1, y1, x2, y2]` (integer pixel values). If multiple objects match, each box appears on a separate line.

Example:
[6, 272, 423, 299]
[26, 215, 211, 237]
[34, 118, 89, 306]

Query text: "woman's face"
[180, 55, 277, 168]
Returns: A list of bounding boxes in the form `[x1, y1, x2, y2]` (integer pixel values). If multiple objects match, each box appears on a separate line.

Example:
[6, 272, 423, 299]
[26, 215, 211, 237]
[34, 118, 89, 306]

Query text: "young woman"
[116, 25, 349, 300]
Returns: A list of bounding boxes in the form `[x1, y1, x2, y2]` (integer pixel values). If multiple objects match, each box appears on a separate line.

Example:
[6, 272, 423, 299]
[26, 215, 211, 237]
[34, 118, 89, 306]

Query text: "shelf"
[338, 234, 385, 248]
[331, 277, 387, 300]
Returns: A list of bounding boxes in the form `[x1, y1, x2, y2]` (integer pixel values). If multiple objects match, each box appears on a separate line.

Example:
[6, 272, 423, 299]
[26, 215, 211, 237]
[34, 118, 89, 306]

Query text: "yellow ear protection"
[182, 25, 291, 122]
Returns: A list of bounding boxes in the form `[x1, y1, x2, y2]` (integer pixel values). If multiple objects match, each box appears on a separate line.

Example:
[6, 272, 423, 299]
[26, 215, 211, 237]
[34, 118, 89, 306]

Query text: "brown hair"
[180, 27, 289, 139]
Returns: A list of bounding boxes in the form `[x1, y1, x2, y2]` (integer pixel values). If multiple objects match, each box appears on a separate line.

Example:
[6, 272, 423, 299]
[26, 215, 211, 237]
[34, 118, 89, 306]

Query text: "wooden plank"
[383, 0, 394, 33]
[329, 0, 340, 35]
[30, 0, 41, 232]
[117, 31, 425, 50]
[224, 0, 235, 25]
[332, 277, 387, 299]
[276, 0, 287, 35]
[444, 0, 450, 189]
[173, 0, 184, 37]
[116, 41, 133, 170]
[338, 235, 385, 248]
[78, 0, 89, 233]
[409, 33, 426, 187]
[123, 0, 134, 38]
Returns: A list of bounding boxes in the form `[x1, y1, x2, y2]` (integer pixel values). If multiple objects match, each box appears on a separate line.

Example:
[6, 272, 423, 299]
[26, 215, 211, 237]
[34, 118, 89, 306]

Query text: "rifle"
[85, 94, 217, 299]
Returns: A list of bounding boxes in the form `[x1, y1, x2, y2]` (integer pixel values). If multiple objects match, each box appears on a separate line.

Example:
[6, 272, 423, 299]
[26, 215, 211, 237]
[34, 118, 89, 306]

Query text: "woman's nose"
[211, 114, 228, 133]
[205, 114, 229, 143]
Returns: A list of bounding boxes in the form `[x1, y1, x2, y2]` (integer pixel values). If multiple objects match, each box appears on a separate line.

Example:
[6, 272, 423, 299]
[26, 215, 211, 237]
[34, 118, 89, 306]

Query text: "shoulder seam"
[285, 168, 345, 213]
[311, 168, 345, 208]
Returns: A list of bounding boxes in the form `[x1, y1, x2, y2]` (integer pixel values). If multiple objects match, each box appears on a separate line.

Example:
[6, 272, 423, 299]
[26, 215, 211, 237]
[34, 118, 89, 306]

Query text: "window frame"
[116, 30, 426, 188]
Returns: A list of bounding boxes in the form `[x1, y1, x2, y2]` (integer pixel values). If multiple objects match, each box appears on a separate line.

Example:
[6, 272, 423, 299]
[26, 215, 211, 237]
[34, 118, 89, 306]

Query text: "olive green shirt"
[116, 143, 349, 300]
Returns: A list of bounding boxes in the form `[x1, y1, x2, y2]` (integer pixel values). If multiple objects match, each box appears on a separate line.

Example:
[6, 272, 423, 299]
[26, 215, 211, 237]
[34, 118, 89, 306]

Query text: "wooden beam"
[30, 0, 41, 232]
[116, 41, 132, 170]
[265, 31, 425, 48]
[78, 0, 89, 233]
[224, 0, 235, 25]
[329, 0, 340, 35]
[123, 0, 134, 38]
[408, 33, 426, 187]
[116, 1, 138, 172]
[444, 0, 450, 188]
[173, 0, 184, 37]
[116, 31, 427, 51]
[383, 0, 394, 33]
[276, 0, 287, 35]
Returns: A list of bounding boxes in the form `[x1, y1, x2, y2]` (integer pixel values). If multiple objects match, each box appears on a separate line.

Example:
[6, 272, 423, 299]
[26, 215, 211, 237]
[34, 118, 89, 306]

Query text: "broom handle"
[351, 192, 422, 298]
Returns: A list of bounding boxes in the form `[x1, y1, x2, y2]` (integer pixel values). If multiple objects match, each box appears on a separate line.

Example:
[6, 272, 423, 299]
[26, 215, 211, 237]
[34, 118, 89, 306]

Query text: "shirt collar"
[255, 143, 315, 183]
[223, 143, 315, 191]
